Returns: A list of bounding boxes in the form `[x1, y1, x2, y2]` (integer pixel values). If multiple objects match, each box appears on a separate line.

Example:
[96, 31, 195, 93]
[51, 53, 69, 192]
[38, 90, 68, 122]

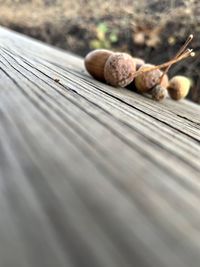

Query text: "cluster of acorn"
[84, 35, 194, 101]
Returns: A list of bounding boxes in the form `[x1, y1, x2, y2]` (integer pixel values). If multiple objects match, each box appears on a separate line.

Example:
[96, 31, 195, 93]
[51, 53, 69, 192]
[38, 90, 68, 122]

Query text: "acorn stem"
[159, 34, 193, 84]
[133, 49, 194, 78]
[178, 34, 193, 56]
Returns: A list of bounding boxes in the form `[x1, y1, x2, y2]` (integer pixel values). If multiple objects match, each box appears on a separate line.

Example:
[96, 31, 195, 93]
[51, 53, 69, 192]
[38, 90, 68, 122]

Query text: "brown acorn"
[167, 75, 191, 100]
[104, 52, 136, 87]
[84, 49, 113, 81]
[135, 64, 163, 93]
[151, 85, 168, 101]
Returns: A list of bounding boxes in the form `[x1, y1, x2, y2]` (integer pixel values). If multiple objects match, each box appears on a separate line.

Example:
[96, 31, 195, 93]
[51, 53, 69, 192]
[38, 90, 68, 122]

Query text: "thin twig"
[133, 49, 194, 78]
[159, 34, 193, 84]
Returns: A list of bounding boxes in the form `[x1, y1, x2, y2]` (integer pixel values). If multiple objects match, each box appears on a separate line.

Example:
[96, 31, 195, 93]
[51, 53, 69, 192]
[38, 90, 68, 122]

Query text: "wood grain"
[0, 26, 200, 267]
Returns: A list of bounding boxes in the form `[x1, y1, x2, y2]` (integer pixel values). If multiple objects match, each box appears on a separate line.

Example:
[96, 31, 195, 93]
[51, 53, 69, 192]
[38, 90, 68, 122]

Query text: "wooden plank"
[0, 26, 200, 267]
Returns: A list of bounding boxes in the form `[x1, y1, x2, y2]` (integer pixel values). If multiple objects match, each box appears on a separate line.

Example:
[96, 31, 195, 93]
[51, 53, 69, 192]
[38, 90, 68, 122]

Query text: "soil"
[0, 0, 200, 102]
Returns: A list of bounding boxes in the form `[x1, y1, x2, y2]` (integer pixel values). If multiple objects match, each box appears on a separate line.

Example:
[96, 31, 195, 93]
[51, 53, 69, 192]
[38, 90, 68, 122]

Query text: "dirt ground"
[0, 0, 200, 102]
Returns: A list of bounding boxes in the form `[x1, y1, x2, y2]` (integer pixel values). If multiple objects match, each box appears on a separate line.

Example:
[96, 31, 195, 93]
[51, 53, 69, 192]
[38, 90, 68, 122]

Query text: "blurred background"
[1, 0, 200, 102]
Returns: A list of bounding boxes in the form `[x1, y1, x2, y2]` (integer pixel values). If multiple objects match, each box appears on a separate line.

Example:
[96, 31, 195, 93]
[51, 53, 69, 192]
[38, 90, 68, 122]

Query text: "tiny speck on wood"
[54, 78, 60, 83]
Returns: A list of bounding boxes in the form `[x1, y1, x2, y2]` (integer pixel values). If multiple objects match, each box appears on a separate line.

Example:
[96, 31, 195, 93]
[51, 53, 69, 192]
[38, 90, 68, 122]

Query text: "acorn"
[151, 85, 168, 101]
[84, 49, 114, 81]
[167, 75, 191, 100]
[133, 57, 145, 70]
[135, 64, 163, 93]
[104, 52, 136, 87]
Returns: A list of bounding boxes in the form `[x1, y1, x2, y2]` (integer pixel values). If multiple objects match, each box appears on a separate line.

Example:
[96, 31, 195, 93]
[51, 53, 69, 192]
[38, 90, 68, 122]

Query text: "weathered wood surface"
[0, 26, 200, 267]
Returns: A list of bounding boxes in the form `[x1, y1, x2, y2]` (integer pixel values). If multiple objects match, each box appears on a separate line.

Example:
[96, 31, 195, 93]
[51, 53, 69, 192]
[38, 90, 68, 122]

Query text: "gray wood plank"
[0, 26, 200, 267]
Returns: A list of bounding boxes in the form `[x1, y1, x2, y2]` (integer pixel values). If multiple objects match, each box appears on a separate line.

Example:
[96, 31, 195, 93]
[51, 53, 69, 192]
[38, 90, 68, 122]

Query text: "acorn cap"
[84, 49, 113, 81]
[135, 64, 163, 93]
[104, 52, 136, 87]
[167, 75, 191, 100]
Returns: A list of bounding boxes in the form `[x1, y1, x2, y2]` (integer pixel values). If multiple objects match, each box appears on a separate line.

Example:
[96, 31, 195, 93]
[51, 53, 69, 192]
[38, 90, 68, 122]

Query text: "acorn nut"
[135, 64, 163, 93]
[104, 52, 136, 87]
[151, 85, 168, 101]
[84, 49, 113, 81]
[167, 75, 191, 100]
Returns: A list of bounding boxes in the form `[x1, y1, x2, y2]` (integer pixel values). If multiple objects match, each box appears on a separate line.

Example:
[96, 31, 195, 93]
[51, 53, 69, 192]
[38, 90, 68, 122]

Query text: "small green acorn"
[167, 75, 191, 100]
